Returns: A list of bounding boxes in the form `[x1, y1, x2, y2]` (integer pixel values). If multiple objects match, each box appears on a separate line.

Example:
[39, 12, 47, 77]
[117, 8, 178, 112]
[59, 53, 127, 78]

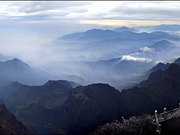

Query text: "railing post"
[155, 110, 161, 134]
[155, 110, 158, 123]
[164, 108, 166, 113]
[121, 116, 125, 123]
[163, 107, 167, 120]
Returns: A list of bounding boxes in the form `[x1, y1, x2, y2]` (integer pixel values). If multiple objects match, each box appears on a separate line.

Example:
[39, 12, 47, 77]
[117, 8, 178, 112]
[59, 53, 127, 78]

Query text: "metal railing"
[154, 103, 180, 134]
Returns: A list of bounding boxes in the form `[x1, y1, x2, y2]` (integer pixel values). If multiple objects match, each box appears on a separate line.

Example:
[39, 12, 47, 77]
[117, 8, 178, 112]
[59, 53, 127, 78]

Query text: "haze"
[1, 1, 180, 89]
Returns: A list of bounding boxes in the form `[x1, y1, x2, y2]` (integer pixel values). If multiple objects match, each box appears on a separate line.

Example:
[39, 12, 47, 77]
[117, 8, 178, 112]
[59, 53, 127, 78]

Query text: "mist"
[1, 20, 180, 89]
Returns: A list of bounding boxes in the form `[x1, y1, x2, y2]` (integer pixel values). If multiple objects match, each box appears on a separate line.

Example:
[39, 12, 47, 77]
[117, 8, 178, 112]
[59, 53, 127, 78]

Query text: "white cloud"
[139, 47, 154, 52]
[121, 55, 152, 62]
[0, 1, 90, 20]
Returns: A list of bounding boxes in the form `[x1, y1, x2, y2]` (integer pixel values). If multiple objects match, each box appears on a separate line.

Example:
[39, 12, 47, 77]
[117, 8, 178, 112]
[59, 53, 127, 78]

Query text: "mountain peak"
[3, 58, 31, 69]
[7, 58, 25, 63]
[4, 58, 26, 65]
[174, 57, 180, 65]
[156, 39, 171, 44]
[43, 80, 73, 91]
[167, 63, 180, 72]
[86, 29, 103, 32]
[115, 26, 137, 32]
[12, 58, 21, 61]
[148, 40, 174, 51]
[149, 62, 170, 73]
[73, 83, 119, 99]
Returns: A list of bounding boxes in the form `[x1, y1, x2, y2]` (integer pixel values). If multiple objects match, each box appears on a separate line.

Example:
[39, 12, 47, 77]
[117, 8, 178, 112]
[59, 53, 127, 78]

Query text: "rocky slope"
[0, 104, 32, 135]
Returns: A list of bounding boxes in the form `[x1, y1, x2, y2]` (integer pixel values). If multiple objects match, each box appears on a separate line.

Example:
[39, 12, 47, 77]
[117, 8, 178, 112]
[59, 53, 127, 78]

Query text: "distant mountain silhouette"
[59, 29, 180, 42]
[60, 29, 119, 40]
[85, 56, 153, 90]
[85, 40, 175, 89]
[114, 26, 138, 32]
[137, 24, 180, 32]
[148, 40, 175, 51]
[0, 58, 52, 86]
[86, 40, 175, 74]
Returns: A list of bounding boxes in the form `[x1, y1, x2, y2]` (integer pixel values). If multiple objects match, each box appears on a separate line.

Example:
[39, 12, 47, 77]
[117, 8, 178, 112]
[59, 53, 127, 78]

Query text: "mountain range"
[59, 29, 180, 42]
[1, 26, 180, 134]
[56, 28, 180, 62]
[0, 57, 180, 134]
[114, 26, 138, 32]
[82, 39, 177, 89]
[136, 24, 180, 33]
[51, 27, 180, 89]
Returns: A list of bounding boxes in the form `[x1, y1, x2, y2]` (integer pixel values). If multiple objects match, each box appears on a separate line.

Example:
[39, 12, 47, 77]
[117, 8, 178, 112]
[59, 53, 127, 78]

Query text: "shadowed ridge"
[0, 104, 33, 135]
[174, 57, 180, 65]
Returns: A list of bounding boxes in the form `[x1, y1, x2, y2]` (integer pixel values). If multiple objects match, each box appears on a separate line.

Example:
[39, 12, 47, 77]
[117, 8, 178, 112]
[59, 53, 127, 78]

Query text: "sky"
[1, 1, 180, 68]
[1, 1, 180, 36]
[1, 2, 180, 25]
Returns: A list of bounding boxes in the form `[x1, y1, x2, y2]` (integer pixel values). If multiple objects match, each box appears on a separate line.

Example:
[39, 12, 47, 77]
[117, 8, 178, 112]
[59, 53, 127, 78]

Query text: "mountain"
[0, 58, 52, 86]
[67, 63, 180, 134]
[84, 57, 154, 90]
[5, 80, 75, 110]
[114, 26, 138, 32]
[59, 29, 180, 42]
[0, 58, 31, 84]
[0, 104, 32, 135]
[56, 29, 180, 84]
[122, 63, 180, 114]
[136, 24, 180, 32]
[147, 57, 180, 75]
[138, 57, 180, 87]
[2, 62, 180, 134]
[154, 25, 180, 31]
[59, 84, 123, 135]
[59, 29, 121, 41]
[2, 80, 78, 134]
[148, 40, 175, 51]
[174, 57, 180, 65]
[149, 63, 170, 73]
[85, 40, 175, 76]
[84, 40, 175, 89]
[2, 81, 123, 134]
[57, 63, 180, 134]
